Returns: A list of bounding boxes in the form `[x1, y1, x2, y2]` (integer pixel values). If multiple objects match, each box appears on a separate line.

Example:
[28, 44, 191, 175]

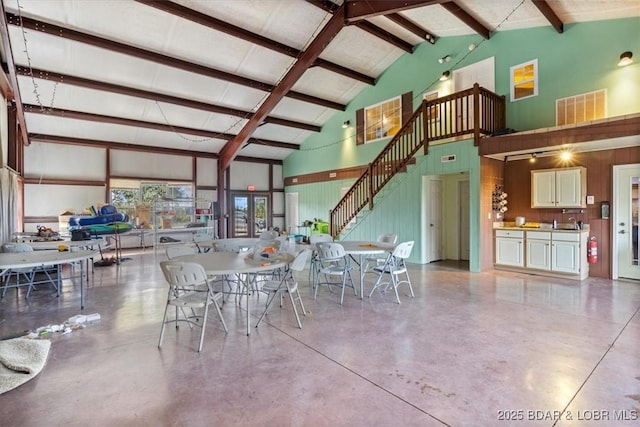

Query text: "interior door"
[459, 180, 470, 260]
[614, 164, 640, 280]
[231, 193, 269, 237]
[427, 177, 444, 263]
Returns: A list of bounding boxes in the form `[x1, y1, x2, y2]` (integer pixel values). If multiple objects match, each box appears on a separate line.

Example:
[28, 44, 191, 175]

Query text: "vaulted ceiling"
[1, 0, 638, 169]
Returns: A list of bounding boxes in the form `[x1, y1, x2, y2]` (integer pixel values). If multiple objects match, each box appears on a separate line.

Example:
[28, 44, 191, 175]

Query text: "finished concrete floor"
[0, 248, 639, 426]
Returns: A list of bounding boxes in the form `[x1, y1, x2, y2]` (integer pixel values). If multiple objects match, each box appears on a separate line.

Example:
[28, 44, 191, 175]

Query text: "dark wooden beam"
[353, 20, 414, 53]
[0, 67, 13, 99]
[0, 5, 29, 146]
[24, 105, 300, 151]
[219, 4, 346, 169]
[440, 1, 491, 39]
[386, 13, 437, 44]
[29, 133, 283, 165]
[136, 0, 375, 86]
[344, 0, 438, 22]
[6, 13, 345, 112]
[532, 0, 564, 34]
[18, 67, 320, 133]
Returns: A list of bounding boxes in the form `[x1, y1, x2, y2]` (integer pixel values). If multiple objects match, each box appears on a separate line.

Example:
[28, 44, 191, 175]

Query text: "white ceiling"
[2, 0, 639, 163]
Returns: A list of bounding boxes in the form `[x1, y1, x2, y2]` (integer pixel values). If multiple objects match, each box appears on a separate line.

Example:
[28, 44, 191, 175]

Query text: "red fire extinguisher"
[587, 236, 598, 264]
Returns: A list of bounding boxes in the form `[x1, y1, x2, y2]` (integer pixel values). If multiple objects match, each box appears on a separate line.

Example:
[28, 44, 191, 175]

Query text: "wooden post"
[473, 83, 480, 146]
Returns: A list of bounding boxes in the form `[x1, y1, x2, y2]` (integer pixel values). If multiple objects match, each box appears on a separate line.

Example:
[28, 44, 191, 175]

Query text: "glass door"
[231, 193, 269, 237]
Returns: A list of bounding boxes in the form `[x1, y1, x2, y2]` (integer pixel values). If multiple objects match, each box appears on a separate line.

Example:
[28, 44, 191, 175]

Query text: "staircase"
[329, 83, 505, 238]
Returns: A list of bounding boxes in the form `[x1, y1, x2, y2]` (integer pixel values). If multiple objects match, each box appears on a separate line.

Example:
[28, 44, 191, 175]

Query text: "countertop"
[493, 222, 589, 233]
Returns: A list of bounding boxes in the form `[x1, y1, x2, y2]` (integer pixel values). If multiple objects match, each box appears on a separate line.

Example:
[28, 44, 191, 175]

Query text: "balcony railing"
[330, 83, 505, 237]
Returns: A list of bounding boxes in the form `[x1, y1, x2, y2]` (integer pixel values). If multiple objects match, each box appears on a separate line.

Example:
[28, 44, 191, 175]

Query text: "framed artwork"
[423, 90, 440, 121]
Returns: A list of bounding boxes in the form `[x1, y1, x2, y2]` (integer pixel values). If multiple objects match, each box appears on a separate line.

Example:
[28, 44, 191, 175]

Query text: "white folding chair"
[308, 233, 333, 287]
[314, 242, 356, 305]
[158, 261, 228, 352]
[362, 233, 398, 277]
[368, 241, 415, 304]
[256, 249, 310, 329]
[165, 244, 198, 259]
[1, 243, 59, 299]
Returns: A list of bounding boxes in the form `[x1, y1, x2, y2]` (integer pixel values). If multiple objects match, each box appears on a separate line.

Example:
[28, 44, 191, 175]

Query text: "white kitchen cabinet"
[495, 230, 524, 267]
[531, 167, 586, 208]
[551, 233, 581, 274]
[526, 231, 551, 270]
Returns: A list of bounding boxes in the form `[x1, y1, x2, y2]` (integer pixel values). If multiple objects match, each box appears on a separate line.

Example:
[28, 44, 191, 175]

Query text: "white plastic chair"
[314, 242, 356, 305]
[255, 249, 310, 329]
[368, 241, 415, 304]
[308, 233, 333, 287]
[165, 244, 198, 259]
[259, 230, 279, 240]
[158, 261, 228, 352]
[362, 233, 398, 277]
[1, 243, 58, 299]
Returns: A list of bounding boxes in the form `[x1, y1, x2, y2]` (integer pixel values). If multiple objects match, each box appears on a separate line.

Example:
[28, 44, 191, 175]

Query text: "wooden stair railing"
[330, 84, 505, 237]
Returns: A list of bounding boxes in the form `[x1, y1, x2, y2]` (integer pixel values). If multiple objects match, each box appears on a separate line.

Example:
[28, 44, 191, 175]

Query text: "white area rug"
[0, 338, 51, 395]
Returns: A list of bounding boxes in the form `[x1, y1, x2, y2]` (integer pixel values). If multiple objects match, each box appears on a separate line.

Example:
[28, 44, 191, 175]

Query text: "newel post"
[421, 100, 429, 155]
[473, 83, 480, 146]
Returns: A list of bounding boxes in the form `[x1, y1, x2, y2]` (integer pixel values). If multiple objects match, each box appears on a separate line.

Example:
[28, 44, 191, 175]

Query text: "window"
[110, 179, 193, 225]
[365, 96, 402, 143]
[510, 59, 538, 101]
[556, 89, 607, 126]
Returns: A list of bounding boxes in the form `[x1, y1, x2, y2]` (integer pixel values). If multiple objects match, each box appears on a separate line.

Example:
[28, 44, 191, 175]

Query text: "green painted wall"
[283, 18, 640, 270]
[285, 18, 640, 177]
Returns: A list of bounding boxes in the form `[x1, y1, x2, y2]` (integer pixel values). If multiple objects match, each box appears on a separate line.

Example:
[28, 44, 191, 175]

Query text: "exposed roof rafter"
[136, 0, 375, 86]
[6, 13, 346, 112]
[440, 1, 491, 39]
[532, 0, 564, 33]
[219, 3, 346, 169]
[17, 67, 321, 133]
[385, 13, 437, 44]
[344, 0, 439, 22]
[23, 104, 300, 151]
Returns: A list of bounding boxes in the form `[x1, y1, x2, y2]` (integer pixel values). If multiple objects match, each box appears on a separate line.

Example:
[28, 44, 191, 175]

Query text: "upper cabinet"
[531, 167, 586, 208]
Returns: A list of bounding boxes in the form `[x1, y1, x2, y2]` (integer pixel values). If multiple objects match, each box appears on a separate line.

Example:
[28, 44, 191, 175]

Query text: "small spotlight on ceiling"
[618, 51, 633, 67]
[560, 150, 572, 161]
[439, 71, 450, 81]
[438, 55, 451, 64]
[529, 153, 536, 163]
[342, 120, 350, 129]
[468, 43, 476, 51]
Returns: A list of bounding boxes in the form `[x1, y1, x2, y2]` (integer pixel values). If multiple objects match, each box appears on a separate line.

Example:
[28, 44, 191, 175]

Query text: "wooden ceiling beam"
[6, 13, 345, 112]
[440, 1, 491, 39]
[532, 0, 564, 34]
[0, 4, 29, 146]
[23, 104, 300, 151]
[344, 0, 439, 22]
[385, 13, 437, 44]
[136, 0, 375, 86]
[307, 0, 416, 53]
[18, 67, 321, 132]
[219, 4, 346, 169]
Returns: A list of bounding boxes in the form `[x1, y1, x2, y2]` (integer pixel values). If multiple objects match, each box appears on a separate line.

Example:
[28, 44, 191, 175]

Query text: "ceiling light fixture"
[618, 51, 633, 67]
[560, 150, 572, 161]
[529, 153, 536, 163]
[438, 55, 451, 64]
[342, 120, 350, 129]
[468, 43, 476, 51]
[439, 71, 450, 81]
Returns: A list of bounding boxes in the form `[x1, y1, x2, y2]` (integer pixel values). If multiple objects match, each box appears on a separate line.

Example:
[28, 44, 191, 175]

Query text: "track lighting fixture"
[618, 51, 633, 66]
[438, 55, 451, 64]
[342, 120, 350, 129]
[439, 71, 450, 81]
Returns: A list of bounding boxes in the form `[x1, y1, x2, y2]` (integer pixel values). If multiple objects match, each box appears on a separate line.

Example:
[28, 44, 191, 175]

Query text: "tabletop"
[25, 238, 105, 251]
[174, 250, 294, 335]
[0, 249, 98, 269]
[337, 241, 397, 254]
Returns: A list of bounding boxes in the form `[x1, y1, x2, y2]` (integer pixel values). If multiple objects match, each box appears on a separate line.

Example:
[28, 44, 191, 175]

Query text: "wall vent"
[441, 155, 456, 163]
[556, 89, 606, 126]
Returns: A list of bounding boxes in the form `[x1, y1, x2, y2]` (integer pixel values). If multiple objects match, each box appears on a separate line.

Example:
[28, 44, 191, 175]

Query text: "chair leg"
[158, 302, 170, 349]
[255, 291, 278, 328]
[287, 288, 303, 329]
[198, 299, 210, 352]
[391, 273, 401, 304]
[211, 295, 228, 333]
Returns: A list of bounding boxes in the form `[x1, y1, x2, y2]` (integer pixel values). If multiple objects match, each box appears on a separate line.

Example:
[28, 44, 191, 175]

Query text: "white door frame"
[421, 175, 444, 263]
[612, 164, 640, 279]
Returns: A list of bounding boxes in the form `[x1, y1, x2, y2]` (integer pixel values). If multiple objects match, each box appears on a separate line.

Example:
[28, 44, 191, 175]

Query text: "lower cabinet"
[495, 230, 524, 267]
[495, 229, 588, 280]
[526, 231, 551, 270]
